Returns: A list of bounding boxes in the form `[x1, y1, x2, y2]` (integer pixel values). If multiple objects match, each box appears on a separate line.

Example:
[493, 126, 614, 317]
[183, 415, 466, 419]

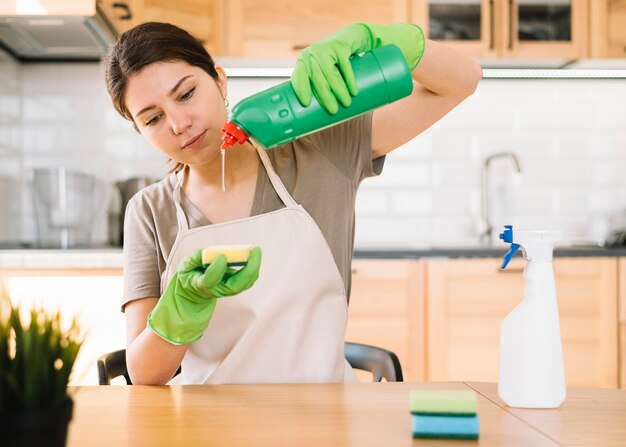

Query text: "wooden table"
[67, 382, 626, 446]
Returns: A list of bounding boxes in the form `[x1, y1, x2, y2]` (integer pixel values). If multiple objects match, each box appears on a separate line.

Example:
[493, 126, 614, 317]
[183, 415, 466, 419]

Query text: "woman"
[106, 22, 482, 385]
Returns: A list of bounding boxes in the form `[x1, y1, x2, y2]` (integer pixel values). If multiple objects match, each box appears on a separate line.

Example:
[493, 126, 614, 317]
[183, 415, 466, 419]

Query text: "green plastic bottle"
[221, 44, 413, 150]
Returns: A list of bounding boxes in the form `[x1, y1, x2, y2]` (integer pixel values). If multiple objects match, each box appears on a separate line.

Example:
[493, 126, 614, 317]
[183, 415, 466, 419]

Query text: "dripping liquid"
[221, 148, 226, 192]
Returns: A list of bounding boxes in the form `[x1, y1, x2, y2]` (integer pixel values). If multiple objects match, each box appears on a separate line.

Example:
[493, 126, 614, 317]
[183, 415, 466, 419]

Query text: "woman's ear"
[214, 65, 228, 100]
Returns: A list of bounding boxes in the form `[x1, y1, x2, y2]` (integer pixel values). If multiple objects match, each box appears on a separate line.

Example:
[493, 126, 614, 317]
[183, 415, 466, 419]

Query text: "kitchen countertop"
[0, 248, 124, 270]
[355, 245, 626, 259]
[1, 245, 626, 270]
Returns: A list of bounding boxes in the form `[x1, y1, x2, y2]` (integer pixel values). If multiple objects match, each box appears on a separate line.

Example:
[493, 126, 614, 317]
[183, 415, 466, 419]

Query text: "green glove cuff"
[360, 23, 426, 70]
[147, 272, 217, 345]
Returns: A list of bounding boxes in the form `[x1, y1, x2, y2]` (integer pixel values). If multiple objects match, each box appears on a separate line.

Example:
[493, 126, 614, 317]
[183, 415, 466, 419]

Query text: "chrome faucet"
[480, 152, 522, 246]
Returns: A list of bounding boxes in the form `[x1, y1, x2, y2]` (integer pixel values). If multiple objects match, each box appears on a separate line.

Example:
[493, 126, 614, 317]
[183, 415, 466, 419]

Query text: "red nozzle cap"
[221, 121, 249, 150]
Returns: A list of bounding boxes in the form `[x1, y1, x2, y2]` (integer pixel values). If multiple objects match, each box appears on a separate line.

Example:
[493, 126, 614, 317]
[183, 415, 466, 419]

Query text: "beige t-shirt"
[122, 112, 384, 310]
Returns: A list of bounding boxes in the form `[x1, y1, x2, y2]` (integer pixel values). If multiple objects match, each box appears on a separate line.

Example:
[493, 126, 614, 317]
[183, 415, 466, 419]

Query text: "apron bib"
[162, 144, 358, 384]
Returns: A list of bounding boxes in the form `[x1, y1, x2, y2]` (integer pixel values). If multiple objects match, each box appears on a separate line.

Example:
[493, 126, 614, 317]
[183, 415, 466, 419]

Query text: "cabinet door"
[131, 0, 224, 55]
[590, 0, 626, 58]
[345, 259, 425, 381]
[225, 0, 409, 57]
[618, 258, 626, 388]
[98, 0, 136, 33]
[426, 257, 618, 388]
[500, 0, 588, 58]
[411, 0, 498, 58]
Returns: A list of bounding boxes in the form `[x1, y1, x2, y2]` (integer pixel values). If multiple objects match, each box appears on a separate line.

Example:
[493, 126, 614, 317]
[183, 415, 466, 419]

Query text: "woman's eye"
[180, 87, 195, 102]
[145, 114, 161, 126]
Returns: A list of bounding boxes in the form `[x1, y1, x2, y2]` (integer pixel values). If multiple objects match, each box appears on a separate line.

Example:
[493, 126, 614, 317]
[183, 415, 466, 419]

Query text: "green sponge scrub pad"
[410, 390, 477, 416]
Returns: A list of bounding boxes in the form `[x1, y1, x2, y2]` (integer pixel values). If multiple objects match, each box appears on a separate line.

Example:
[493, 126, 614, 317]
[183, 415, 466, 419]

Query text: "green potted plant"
[0, 284, 84, 447]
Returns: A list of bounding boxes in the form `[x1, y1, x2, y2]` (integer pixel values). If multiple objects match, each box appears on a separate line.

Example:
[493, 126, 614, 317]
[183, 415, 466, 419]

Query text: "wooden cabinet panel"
[619, 323, 626, 389]
[426, 257, 618, 388]
[411, 0, 498, 59]
[590, 0, 626, 58]
[618, 258, 626, 388]
[128, 0, 224, 54]
[345, 259, 425, 381]
[225, 0, 409, 57]
[99, 1, 135, 33]
[618, 258, 626, 324]
[500, 0, 588, 59]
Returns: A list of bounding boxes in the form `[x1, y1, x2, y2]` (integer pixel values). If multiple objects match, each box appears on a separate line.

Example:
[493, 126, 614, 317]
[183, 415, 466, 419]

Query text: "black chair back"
[98, 343, 403, 384]
[344, 342, 403, 382]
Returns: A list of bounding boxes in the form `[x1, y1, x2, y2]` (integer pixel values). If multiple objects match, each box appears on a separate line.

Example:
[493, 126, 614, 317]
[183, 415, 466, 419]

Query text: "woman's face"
[124, 60, 227, 166]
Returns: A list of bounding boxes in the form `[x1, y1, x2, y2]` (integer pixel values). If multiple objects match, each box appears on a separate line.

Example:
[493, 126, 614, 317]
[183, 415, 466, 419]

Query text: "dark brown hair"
[105, 22, 219, 173]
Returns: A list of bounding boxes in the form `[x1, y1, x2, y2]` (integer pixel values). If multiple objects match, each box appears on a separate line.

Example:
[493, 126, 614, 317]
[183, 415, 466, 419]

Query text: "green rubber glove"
[290, 22, 425, 114]
[147, 247, 262, 345]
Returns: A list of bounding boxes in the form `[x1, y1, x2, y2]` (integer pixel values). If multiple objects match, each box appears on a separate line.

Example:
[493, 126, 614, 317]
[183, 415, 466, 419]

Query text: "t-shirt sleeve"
[302, 111, 384, 185]
[121, 194, 162, 311]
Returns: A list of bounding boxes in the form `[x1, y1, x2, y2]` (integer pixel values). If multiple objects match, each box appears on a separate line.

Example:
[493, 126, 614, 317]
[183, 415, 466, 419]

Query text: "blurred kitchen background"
[1, 0, 626, 250]
[1, 1, 626, 386]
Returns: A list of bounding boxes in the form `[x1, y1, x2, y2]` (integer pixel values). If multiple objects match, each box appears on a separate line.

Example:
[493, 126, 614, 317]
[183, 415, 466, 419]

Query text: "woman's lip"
[182, 130, 207, 149]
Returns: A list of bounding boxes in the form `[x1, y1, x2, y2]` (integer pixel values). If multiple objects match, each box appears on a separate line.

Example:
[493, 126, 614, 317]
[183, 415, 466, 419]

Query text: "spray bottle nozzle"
[499, 225, 563, 269]
[221, 121, 249, 150]
[500, 224, 519, 269]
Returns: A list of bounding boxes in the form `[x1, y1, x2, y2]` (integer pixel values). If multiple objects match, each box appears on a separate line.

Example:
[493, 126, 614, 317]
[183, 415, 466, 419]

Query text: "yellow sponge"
[410, 390, 477, 415]
[202, 244, 252, 266]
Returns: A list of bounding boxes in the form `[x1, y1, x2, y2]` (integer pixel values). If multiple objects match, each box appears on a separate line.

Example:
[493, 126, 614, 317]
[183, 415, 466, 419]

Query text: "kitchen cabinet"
[616, 256, 625, 390]
[2, 254, 623, 387]
[103, 0, 225, 55]
[344, 259, 426, 381]
[425, 257, 618, 388]
[411, 0, 497, 58]
[348, 256, 620, 388]
[590, 0, 626, 58]
[411, 0, 588, 59]
[98, 1, 136, 33]
[224, 0, 410, 57]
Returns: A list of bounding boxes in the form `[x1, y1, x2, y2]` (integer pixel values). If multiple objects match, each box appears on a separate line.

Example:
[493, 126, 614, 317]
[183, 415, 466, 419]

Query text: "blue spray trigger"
[501, 243, 520, 269]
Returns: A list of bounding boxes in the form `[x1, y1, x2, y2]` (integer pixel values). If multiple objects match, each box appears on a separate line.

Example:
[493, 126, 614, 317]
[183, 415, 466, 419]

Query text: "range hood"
[0, 2, 126, 62]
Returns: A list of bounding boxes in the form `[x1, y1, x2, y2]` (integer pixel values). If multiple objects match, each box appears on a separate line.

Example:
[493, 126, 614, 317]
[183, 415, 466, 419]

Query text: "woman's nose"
[169, 111, 192, 135]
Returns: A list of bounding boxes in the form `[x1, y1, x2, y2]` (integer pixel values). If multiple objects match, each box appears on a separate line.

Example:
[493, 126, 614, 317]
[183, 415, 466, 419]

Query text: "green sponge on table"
[410, 390, 477, 416]
[410, 389, 479, 440]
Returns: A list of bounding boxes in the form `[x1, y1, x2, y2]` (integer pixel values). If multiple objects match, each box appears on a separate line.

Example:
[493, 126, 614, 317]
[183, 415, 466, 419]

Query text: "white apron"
[162, 144, 358, 384]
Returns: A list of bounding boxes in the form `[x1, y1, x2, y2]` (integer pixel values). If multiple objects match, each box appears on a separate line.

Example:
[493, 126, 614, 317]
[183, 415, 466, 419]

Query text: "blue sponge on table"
[411, 414, 479, 440]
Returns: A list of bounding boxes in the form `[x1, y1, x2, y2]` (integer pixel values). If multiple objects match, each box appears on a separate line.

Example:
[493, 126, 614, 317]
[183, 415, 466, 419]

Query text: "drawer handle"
[112, 2, 132, 20]
[292, 44, 310, 51]
[498, 267, 524, 273]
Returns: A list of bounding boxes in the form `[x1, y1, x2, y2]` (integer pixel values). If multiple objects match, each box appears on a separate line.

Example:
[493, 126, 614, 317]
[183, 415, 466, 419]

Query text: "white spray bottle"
[498, 225, 566, 408]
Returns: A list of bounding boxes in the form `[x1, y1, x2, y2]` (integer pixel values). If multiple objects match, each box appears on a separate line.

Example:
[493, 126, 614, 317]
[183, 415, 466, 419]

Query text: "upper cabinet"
[100, 0, 225, 54]
[411, 0, 588, 59]
[590, 0, 626, 58]
[411, 0, 497, 58]
[98, 1, 136, 33]
[223, 0, 409, 57]
[102, 0, 625, 61]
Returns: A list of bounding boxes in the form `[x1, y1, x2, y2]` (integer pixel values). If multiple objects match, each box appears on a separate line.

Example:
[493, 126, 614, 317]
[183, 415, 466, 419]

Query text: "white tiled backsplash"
[1, 48, 626, 249]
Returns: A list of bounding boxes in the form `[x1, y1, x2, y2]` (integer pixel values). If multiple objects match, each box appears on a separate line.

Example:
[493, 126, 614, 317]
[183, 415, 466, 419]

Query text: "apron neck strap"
[252, 141, 298, 208]
[171, 143, 299, 232]
[173, 170, 190, 231]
